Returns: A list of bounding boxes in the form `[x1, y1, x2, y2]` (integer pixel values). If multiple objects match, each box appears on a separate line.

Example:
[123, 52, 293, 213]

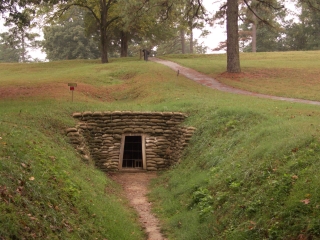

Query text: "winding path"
[151, 57, 320, 106]
[109, 172, 166, 240]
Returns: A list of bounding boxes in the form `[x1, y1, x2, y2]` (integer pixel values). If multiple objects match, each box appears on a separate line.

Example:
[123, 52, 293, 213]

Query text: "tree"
[239, 1, 287, 52]
[226, 0, 241, 73]
[51, 0, 178, 62]
[0, 0, 65, 26]
[117, 0, 181, 55]
[170, 0, 207, 54]
[4, 26, 40, 62]
[47, 0, 119, 63]
[215, 0, 285, 73]
[116, 0, 208, 56]
[284, 2, 320, 50]
[241, 25, 285, 52]
[42, 7, 100, 61]
[0, 32, 20, 62]
[184, 0, 207, 54]
[156, 31, 208, 55]
[1, 9, 40, 62]
[2, 0, 207, 62]
[214, 1, 241, 72]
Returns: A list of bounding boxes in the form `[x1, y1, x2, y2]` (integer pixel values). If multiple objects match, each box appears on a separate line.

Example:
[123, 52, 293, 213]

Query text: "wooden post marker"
[68, 83, 77, 102]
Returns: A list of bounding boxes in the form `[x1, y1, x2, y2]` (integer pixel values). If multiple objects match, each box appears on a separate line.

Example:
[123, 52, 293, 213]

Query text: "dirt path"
[109, 172, 166, 240]
[150, 57, 320, 106]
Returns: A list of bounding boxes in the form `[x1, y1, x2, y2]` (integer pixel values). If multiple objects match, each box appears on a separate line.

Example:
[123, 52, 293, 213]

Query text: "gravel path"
[151, 57, 320, 106]
[109, 172, 166, 240]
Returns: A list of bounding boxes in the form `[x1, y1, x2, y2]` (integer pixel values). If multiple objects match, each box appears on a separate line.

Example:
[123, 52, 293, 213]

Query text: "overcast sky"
[194, 1, 227, 53]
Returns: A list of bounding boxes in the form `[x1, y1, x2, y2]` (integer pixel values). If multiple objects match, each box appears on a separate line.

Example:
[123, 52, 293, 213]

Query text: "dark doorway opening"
[122, 136, 143, 168]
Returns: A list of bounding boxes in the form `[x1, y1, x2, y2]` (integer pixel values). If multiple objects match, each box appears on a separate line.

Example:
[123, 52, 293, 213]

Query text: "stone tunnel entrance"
[66, 111, 196, 172]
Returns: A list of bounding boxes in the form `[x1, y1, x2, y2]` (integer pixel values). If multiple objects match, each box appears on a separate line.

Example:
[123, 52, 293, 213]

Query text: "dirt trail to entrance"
[109, 172, 166, 240]
[150, 57, 320, 106]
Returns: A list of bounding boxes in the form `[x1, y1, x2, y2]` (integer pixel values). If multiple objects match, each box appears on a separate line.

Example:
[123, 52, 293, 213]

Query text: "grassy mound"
[0, 100, 145, 239]
[150, 106, 320, 239]
[1, 52, 320, 239]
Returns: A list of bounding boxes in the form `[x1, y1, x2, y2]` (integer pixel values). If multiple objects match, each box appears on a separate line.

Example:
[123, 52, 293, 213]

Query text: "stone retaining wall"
[66, 111, 195, 171]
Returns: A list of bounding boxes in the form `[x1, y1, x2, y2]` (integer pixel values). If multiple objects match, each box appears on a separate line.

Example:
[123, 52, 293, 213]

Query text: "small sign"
[67, 83, 77, 102]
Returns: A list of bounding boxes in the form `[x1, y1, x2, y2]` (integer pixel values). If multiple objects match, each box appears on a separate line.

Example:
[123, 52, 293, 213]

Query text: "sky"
[194, 1, 227, 53]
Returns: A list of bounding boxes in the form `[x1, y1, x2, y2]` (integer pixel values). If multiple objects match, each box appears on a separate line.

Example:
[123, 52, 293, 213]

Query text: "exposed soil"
[108, 172, 166, 240]
[0, 82, 127, 102]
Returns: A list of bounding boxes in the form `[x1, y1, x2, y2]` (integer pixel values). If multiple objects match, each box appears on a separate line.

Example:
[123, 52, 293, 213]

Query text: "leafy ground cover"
[1, 52, 320, 239]
[160, 51, 320, 101]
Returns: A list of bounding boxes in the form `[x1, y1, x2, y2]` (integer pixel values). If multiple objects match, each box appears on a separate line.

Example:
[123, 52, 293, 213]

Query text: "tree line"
[1, 0, 320, 73]
[0, 0, 208, 63]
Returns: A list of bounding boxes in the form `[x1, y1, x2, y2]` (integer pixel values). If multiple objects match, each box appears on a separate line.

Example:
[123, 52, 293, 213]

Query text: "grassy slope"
[1, 102, 151, 240]
[0, 59, 151, 240]
[160, 51, 320, 101]
[152, 53, 320, 239]
[0, 53, 320, 239]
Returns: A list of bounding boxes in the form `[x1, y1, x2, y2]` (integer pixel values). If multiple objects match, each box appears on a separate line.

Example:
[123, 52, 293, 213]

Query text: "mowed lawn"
[160, 51, 320, 101]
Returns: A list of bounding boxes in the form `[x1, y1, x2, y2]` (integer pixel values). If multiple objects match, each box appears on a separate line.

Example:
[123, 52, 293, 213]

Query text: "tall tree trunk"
[226, 0, 241, 73]
[120, 31, 128, 57]
[21, 30, 26, 62]
[189, 22, 194, 54]
[252, 14, 257, 52]
[100, 0, 108, 63]
[180, 29, 185, 54]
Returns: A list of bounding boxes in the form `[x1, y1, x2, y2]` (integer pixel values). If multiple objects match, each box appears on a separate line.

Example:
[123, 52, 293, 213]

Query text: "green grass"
[1, 53, 320, 239]
[150, 105, 320, 239]
[0, 101, 145, 239]
[0, 58, 142, 87]
[160, 51, 320, 101]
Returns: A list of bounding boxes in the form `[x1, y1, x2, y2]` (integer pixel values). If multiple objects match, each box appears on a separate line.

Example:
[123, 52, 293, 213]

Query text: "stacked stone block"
[66, 111, 196, 171]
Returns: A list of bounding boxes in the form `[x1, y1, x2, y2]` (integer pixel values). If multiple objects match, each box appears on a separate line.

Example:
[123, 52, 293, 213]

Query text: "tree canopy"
[0, 32, 21, 62]
[1, 7, 40, 62]
[42, 7, 100, 61]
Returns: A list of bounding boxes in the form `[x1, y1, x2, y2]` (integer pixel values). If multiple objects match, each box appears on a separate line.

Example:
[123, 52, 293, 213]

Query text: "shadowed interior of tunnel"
[122, 136, 143, 169]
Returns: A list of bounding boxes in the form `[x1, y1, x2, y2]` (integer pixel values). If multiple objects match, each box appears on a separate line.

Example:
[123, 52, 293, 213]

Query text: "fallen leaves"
[16, 186, 24, 195]
[300, 199, 310, 205]
[28, 214, 38, 221]
[0, 185, 14, 203]
[248, 221, 256, 230]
